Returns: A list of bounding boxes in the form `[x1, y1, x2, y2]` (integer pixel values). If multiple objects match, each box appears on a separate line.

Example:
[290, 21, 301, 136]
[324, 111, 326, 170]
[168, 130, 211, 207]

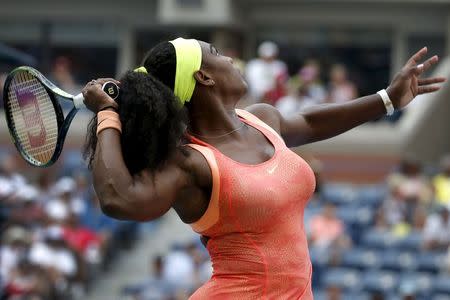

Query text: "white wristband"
[377, 89, 395, 116]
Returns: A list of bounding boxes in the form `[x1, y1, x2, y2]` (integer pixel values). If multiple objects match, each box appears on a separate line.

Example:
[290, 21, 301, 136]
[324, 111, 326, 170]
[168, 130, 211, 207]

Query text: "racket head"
[2, 66, 69, 167]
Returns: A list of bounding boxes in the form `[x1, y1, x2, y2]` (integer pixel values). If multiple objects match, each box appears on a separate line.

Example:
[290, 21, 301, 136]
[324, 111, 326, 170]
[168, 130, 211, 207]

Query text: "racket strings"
[7, 71, 58, 165]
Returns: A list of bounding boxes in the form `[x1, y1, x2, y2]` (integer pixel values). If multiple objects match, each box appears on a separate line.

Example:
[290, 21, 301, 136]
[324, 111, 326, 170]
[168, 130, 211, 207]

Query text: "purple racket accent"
[15, 88, 47, 148]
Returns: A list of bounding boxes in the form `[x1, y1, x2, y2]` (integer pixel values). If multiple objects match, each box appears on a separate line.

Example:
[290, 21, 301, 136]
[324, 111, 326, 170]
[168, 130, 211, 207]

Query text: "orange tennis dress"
[187, 109, 316, 300]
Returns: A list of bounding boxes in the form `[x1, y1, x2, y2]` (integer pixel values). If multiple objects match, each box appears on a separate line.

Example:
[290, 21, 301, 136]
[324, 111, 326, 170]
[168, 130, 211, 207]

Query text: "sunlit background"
[0, 1, 450, 299]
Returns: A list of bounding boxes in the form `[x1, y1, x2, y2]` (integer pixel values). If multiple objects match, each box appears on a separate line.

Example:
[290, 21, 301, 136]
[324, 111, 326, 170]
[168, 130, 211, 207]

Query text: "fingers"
[94, 78, 121, 85]
[407, 47, 428, 66]
[419, 77, 446, 86]
[409, 55, 439, 76]
[418, 85, 441, 95]
[419, 55, 439, 72]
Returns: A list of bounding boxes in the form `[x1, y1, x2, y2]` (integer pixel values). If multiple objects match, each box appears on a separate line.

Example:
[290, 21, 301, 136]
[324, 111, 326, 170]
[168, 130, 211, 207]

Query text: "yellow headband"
[134, 66, 148, 73]
[134, 38, 202, 106]
[169, 38, 202, 105]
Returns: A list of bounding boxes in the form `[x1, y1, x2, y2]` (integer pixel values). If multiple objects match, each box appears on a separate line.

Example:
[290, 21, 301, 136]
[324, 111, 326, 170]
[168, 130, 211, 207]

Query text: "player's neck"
[187, 97, 243, 140]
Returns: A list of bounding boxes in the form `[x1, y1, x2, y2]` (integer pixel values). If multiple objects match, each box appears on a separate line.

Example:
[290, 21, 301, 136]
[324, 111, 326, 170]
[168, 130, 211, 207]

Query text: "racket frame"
[3, 66, 80, 167]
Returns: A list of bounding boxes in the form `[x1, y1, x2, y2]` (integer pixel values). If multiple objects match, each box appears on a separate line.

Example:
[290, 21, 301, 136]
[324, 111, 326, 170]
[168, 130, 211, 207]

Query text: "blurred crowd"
[245, 41, 358, 113]
[0, 153, 139, 300]
[307, 154, 450, 300]
[121, 240, 211, 300]
[1, 41, 361, 119]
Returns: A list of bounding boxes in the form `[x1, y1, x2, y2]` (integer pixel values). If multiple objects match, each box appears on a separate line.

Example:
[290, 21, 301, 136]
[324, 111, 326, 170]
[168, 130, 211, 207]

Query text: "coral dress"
[187, 109, 316, 300]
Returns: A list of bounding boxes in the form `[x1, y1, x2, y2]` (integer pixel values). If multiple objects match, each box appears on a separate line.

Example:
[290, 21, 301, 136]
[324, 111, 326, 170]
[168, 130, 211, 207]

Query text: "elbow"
[97, 192, 160, 222]
[95, 183, 128, 220]
[97, 193, 127, 220]
[100, 199, 123, 219]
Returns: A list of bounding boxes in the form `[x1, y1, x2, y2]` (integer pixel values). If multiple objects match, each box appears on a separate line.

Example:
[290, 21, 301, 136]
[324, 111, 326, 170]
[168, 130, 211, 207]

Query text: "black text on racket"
[2, 66, 119, 167]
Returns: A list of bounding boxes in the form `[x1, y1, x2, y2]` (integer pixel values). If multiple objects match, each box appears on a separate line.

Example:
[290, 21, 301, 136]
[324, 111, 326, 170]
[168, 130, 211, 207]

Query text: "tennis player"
[82, 38, 445, 299]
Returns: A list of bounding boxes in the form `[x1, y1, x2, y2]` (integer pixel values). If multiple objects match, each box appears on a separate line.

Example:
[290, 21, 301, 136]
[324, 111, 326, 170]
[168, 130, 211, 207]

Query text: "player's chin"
[236, 79, 248, 96]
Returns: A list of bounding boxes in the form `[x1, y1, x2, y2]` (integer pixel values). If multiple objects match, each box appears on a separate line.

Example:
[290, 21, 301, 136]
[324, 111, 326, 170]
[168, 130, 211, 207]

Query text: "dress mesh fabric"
[188, 109, 316, 300]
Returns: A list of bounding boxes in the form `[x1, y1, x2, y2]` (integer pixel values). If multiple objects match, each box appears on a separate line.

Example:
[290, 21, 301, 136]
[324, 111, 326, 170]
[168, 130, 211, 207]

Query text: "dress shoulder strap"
[235, 109, 285, 145]
[185, 143, 221, 233]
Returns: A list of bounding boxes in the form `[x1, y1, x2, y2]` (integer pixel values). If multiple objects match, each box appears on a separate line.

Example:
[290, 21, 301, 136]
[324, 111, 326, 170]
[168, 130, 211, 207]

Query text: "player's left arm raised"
[249, 47, 446, 147]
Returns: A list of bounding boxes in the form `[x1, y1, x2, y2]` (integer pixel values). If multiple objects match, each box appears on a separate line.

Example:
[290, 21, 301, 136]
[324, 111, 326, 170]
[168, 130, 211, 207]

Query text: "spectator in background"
[28, 226, 78, 277]
[381, 184, 407, 227]
[276, 79, 315, 118]
[373, 209, 390, 234]
[45, 177, 86, 225]
[298, 60, 327, 103]
[387, 157, 433, 223]
[433, 154, 450, 207]
[0, 152, 27, 194]
[423, 206, 450, 250]
[326, 285, 342, 300]
[50, 56, 81, 96]
[162, 243, 196, 294]
[245, 41, 287, 104]
[62, 214, 102, 266]
[276, 60, 327, 118]
[8, 185, 44, 228]
[122, 255, 173, 300]
[309, 203, 350, 249]
[0, 226, 32, 286]
[4, 260, 53, 300]
[28, 225, 78, 297]
[327, 64, 358, 103]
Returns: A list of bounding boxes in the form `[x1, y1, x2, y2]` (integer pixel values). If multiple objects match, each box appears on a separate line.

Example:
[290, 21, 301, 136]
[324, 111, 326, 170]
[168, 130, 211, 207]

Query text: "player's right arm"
[92, 128, 191, 222]
[81, 78, 203, 222]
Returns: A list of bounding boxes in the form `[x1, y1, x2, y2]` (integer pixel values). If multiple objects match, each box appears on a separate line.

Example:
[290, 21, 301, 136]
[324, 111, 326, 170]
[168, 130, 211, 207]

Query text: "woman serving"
[82, 38, 445, 299]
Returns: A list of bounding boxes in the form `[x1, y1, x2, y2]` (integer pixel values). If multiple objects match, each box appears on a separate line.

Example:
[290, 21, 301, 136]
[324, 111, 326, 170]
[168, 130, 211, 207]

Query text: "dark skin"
[82, 44, 445, 234]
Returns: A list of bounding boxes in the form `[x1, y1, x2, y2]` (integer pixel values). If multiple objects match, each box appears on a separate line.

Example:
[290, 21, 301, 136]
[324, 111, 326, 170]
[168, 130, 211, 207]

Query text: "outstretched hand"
[387, 47, 446, 109]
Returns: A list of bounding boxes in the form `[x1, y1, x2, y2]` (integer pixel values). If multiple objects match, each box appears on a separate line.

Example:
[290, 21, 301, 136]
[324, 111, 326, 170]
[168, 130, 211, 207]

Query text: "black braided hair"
[84, 42, 188, 174]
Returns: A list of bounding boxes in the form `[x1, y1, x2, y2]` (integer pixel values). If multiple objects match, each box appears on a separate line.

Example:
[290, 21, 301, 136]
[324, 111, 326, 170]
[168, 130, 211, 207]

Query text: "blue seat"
[395, 231, 423, 251]
[362, 230, 398, 249]
[362, 270, 399, 293]
[322, 268, 362, 292]
[343, 291, 371, 300]
[309, 246, 331, 267]
[357, 185, 387, 207]
[399, 272, 433, 298]
[311, 289, 327, 300]
[433, 294, 450, 300]
[337, 206, 374, 227]
[416, 252, 447, 273]
[341, 248, 382, 270]
[379, 250, 418, 272]
[309, 246, 330, 289]
[313, 289, 371, 300]
[322, 184, 358, 205]
[432, 275, 450, 295]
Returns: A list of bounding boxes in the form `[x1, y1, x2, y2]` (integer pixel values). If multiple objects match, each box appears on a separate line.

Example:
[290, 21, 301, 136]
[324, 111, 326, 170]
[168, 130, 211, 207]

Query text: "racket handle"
[73, 81, 120, 109]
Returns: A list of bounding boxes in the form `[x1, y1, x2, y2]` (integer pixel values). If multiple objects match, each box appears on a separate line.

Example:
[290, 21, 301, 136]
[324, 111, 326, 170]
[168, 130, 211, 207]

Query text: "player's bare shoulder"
[244, 103, 282, 134]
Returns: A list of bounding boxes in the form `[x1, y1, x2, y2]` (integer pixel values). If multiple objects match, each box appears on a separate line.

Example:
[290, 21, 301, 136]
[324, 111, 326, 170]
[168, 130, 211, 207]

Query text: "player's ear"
[194, 70, 215, 86]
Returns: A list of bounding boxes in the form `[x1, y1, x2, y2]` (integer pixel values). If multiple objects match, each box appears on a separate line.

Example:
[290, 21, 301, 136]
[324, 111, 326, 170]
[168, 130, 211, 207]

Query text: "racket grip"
[73, 82, 120, 110]
[73, 93, 85, 109]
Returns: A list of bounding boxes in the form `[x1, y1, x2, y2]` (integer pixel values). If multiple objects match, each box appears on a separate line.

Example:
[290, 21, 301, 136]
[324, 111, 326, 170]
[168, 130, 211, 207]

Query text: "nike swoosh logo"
[268, 164, 278, 174]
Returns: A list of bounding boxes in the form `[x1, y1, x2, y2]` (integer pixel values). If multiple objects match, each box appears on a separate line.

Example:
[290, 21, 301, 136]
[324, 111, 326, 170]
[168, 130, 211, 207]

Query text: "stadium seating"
[308, 182, 450, 299]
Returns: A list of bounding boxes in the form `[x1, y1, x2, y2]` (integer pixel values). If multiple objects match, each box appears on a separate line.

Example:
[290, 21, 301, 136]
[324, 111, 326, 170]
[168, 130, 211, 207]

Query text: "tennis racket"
[2, 66, 119, 167]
